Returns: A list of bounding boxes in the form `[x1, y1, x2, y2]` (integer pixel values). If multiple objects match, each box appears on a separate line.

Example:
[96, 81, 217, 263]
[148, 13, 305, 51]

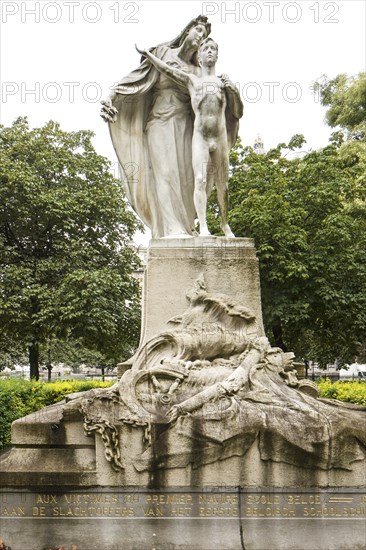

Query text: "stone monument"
[1, 15, 365, 550]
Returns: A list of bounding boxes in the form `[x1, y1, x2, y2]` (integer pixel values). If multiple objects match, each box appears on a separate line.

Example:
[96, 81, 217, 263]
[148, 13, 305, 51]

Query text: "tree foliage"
[314, 72, 366, 140]
[208, 135, 366, 365]
[0, 117, 142, 378]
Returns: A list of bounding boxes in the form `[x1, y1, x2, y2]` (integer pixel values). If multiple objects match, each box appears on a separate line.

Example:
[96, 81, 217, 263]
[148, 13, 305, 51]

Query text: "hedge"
[0, 379, 114, 450]
[316, 379, 366, 406]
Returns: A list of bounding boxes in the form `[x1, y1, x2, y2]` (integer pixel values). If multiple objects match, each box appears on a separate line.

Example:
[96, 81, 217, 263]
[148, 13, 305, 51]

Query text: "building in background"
[253, 134, 265, 155]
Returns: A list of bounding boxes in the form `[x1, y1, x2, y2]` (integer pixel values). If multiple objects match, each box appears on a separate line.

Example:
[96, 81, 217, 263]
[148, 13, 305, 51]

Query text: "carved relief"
[64, 277, 366, 473]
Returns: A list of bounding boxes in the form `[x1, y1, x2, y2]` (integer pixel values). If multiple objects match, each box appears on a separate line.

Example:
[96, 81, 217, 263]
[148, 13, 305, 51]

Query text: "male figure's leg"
[192, 134, 211, 236]
[214, 144, 234, 238]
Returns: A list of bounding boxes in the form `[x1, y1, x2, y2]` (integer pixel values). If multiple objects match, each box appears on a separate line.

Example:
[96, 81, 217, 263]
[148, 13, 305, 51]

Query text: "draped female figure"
[101, 16, 240, 238]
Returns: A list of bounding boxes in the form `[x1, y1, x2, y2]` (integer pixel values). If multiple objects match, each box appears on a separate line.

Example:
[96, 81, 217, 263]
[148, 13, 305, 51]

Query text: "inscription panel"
[1, 488, 365, 520]
[1, 489, 365, 550]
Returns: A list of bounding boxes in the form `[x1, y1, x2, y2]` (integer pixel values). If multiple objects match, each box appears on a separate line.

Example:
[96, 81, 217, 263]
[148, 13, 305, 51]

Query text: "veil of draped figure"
[108, 17, 241, 238]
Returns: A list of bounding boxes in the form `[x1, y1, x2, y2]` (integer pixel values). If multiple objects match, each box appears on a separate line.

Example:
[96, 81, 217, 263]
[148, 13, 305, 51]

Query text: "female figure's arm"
[135, 44, 191, 88]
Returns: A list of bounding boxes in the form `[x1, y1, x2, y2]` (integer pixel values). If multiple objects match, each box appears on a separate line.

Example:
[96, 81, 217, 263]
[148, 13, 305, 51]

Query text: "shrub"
[317, 378, 366, 406]
[0, 379, 114, 450]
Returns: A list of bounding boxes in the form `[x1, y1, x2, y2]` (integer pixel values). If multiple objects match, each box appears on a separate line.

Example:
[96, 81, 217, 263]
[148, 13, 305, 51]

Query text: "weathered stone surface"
[140, 237, 265, 345]
[2, 413, 366, 489]
[11, 402, 87, 446]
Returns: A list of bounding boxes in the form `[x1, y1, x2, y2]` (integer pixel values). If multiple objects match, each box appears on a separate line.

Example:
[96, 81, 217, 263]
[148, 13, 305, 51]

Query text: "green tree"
[0, 117, 142, 379]
[314, 72, 366, 140]
[208, 136, 366, 365]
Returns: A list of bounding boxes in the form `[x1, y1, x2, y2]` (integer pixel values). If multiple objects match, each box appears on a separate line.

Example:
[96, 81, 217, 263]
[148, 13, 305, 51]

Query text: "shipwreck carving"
[64, 276, 366, 473]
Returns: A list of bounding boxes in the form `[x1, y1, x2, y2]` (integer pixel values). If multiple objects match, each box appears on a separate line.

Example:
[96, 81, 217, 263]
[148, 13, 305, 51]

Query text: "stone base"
[2, 396, 364, 548]
[1, 236, 365, 549]
[1, 408, 365, 489]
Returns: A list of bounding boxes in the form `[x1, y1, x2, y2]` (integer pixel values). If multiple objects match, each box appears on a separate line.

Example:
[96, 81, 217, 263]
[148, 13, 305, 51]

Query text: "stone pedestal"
[140, 237, 265, 345]
[1, 237, 365, 550]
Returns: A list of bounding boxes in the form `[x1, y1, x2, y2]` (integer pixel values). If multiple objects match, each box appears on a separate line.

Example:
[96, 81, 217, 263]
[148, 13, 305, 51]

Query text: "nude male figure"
[136, 38, 242, 237]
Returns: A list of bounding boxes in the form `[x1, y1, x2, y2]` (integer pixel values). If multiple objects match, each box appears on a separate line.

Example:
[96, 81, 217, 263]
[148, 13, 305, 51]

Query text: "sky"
[1, 0, 365, 242]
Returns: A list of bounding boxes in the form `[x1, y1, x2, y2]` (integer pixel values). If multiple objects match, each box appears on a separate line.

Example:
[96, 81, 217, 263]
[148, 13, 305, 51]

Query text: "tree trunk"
[29, 341, 39, 380]
[46, 364, 52, 382]
[271, 317, 288, 352]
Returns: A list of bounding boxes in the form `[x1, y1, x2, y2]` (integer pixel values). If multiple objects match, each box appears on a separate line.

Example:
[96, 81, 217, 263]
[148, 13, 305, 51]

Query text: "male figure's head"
[198, 38, 218, 68]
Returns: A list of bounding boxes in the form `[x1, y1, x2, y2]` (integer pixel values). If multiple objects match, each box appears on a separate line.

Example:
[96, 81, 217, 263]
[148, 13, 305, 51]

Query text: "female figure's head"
[151, 16, 211, 66]
[176, 16, 211, 64]
[179, 15, 211, 47]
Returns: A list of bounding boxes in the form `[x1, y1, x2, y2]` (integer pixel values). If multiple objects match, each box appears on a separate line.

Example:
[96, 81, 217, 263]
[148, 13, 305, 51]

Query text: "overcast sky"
[1, 0, 365, 241]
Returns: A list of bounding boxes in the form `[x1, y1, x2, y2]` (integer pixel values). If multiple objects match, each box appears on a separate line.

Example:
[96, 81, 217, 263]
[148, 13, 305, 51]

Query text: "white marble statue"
[101, 16, 243, 239]
[136, 38, 242, 237]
